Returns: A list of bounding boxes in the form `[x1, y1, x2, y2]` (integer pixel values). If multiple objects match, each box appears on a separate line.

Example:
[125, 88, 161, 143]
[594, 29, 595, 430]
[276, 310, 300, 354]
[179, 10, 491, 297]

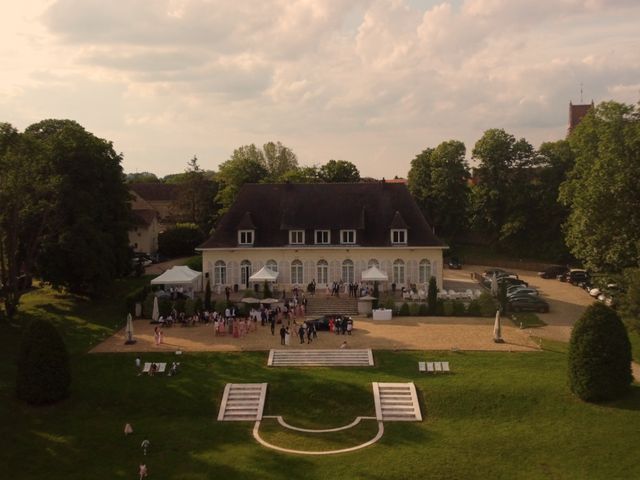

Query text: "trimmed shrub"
[382, 296, 396, 310]
[184, 298, 195, 316]
[418, 303, 428, 315]
[443, 300, 454, 316]
[478, 292, 498, 317]
[193, 297, 203, 313]
[174, 298, 186, 313]
[158, 223, 205, 258]
[467, 299, 481, 316]
[372, 282, 380, 309]
[435, 299, 445, 316]
[399, 303, 410, 316]
[263, 281, 272, 299]
[158, 297, 172, 317]
[427, 277, 438, 315]
[16, 320, 71, 405]
[185, 255, 202, 272]
[204, 280, 212, 311]
[409, 303, 420, 316]
[453, 300, 466, 316]
[568, 303, 632, 402]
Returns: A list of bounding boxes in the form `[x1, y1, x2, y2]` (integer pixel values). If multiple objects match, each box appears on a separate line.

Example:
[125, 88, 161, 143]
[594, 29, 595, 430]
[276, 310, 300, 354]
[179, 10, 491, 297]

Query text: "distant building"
[568, 101, 594, 136]
[129, 183, 178, 230]
[128, 191, 159, 254]
[198, 182, 447, 291]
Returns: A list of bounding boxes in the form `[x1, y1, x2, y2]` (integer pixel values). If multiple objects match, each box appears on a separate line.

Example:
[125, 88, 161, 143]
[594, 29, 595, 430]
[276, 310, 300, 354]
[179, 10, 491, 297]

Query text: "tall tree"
[215, 144, 269, 212]
[470, 129, 536, 249]
[171, 156, 219, 233]
[25, 119, 132, 296]
[560, 101, 640, 271]
[125, 172, 159, 183]
[0, 124, 56, 318]
[318, 159, 360, 182]
[408, 141, 469, 239]
[263, 141, 299, 181]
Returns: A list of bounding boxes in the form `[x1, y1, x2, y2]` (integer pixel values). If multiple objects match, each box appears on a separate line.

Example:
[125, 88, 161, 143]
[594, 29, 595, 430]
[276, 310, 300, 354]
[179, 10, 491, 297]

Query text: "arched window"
[368, 259, 379, 269]
[266, 259, 278, 273]
[240, 260, 252, 287]
[419, 259, 431, 284]
[214, 260, 226, 285]
[317, 260, 328, 285]
[342, 259, 354, 284]
[393, 259, 405, 284]
[291, 260, 303, 285]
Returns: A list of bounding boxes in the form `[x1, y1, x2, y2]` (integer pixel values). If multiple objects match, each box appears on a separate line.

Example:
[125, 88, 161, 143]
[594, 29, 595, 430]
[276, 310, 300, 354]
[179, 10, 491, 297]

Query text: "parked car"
[483, 268, 507, 278]
[132, 253, 153, 267]
[498, 277, 528, 288]
[447, 257, 462, 269]
[561, 269, 590, 285]
[507, 285, 529, 295]
[507, 288, 538, 298]
[508, 295, 549, 313]
[538, 265, 569, 279]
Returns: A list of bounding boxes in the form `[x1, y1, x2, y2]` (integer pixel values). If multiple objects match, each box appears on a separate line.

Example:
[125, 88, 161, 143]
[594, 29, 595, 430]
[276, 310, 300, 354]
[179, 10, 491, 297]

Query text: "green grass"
[1, 285, 639, 479]
[509, 312, 547, 328]
[629, 329, 640, 363]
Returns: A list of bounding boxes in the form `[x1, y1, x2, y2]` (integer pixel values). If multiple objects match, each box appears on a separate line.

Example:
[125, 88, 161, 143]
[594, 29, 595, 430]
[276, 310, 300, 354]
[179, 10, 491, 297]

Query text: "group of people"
[329, 316, 353, 335]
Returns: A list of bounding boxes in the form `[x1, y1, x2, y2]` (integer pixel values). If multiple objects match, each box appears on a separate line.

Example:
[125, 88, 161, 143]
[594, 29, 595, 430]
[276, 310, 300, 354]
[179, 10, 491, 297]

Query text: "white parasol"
[152, 296, 159, 322]
[491, 273, 499, 297]
[493, 308, 504, 343]
[125, 313, 136, 345]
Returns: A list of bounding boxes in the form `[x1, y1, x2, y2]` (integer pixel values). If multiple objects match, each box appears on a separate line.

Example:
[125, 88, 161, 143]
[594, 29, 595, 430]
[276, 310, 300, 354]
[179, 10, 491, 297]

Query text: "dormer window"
[238, 230, 254, 245]
[340, 229, 356, 244]
[391, 229, 407, 244]
[290, 230, 305, 244]
[315, 230, 330, 244]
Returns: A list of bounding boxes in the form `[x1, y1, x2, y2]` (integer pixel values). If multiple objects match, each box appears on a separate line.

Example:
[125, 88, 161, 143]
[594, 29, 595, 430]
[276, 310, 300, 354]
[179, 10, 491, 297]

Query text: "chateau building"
[198, 182, 447, 292]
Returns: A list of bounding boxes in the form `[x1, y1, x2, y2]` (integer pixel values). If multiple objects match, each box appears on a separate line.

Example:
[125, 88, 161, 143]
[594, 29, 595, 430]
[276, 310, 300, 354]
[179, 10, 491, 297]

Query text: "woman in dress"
[284, 327, 290, 346]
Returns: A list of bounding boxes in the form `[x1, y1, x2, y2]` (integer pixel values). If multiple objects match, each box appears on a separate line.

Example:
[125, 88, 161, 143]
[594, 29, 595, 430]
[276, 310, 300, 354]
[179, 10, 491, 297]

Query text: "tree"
[16, 319, 71, 405]
[171, 156, 219, 233]
[568, 303, 632, 402]
[427, 276, 438, 315]
[408, 141, 469, 239]
[279, 165, 320, 183]
[263, 141, 299, 181]
[560, 101, 640, 271]
[215, 144, 269, 212]
[470, 129, 537, 250]
[125, 172, 159, 183]
[318, 160, 360, 183]
[0, 124, 57, 318]
[158, 223, 205, 258]
[24, 119, 132, 296]
[204, 279, 212, 311]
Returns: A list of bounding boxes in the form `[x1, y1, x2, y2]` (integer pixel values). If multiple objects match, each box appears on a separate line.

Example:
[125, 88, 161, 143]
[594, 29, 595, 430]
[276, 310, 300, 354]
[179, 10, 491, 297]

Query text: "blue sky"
[2, 0, 639, 178]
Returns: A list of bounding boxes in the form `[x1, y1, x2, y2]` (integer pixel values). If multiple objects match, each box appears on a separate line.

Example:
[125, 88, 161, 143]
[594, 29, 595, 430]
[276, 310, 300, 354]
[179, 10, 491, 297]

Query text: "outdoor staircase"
[268, 349, 374, 367]
[217, 383, 268, 421]
[372, 382, 422, 421]
[305, 295, 359, 316]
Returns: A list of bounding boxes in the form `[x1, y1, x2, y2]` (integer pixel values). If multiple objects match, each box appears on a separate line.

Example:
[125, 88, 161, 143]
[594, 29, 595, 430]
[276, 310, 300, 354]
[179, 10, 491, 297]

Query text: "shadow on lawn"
[600, 385, 640, 412]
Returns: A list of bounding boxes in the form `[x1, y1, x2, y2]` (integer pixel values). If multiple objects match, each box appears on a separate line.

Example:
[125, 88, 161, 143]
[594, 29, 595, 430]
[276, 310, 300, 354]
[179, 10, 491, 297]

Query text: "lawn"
[1, 284, 639, 479]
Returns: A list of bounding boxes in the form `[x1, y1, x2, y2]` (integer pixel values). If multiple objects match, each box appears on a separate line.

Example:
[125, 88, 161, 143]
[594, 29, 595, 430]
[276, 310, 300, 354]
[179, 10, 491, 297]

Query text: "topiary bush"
[193, 297, 203, 313]
[568, 303, 632, 402]
[418, 303, 428, 315]
[204, 279, 212, 311]
[427, 277, 438, 315]
[467, 299, 481, 316]
[478, 292, 498, 317]
[453, 300, 466, 316]
[158, 297, 172, 317]
[443, 300, 454, 316]
[184, 298, 195, 316]
[399, 302, 410, 316]
[409, 303, 420, 316]
[16, 320, 71, 405]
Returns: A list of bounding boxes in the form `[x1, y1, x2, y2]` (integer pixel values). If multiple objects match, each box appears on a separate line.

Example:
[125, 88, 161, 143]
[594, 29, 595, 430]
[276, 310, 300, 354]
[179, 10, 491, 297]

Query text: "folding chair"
[442, 361, 450, 373]
[434, 362, 443, 372]
[427, 362, 435, 373]
[418, 361, 426, 373]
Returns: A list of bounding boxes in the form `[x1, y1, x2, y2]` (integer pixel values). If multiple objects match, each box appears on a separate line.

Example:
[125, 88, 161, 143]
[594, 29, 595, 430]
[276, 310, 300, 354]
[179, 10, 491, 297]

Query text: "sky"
[2, 0, 639, 179]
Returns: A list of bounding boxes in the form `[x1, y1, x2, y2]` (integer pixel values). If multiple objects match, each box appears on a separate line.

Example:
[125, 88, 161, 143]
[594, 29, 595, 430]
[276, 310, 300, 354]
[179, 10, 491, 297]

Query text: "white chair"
[157, 363, 167, 373]
[427, 362, 435, 373]
[434, 362, 443, 372]
[142, 363, 151, 374]
[418, 361, 426, 373]
[442, 361, 450, 373]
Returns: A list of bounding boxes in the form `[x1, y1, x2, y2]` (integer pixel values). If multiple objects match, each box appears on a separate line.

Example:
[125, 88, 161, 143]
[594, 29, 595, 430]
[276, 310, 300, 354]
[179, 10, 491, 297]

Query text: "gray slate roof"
[200, 182, 445, 249]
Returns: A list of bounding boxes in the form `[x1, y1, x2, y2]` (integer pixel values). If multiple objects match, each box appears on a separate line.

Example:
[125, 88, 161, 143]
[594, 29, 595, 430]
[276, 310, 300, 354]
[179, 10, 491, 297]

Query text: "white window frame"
[419, 259, 431, 284]
[391, 229, 407, 244]
[342, 259, 355, 284]
[340, 229, 356, 244]
[266, 259, 278, 273]
[291, 260, 303, 284]
[393, 259, 405, 284]
[317, 260, 329, 285]
[238, 230, 254, 245]
[315, 229, 330, 244]
[289, 230, 305, 244]
[214, 260, 226, 285]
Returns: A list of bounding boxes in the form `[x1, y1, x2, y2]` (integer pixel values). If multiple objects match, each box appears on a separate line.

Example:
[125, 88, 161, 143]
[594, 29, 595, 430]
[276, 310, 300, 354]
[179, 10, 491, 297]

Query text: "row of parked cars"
[537, 265, 618, 307]
[481, 269, 550, 313]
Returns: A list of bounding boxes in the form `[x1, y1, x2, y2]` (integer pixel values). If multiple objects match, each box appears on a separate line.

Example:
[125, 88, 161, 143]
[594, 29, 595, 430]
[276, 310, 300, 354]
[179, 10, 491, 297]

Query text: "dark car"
[448, 257, 462, 269]
[538, 265, 568, 279]
[483, 268, 507, 278]
[562, 269, 590, 286]
[497, 277, 528, 288]
[508, 295, 549, 313]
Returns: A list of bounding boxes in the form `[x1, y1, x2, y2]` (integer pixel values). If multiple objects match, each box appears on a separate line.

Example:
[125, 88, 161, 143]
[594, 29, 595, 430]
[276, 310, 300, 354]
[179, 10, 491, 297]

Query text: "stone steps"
[372, 382, 422, 421]
[268, 349, 374, 367]
[217, 383, 268, 421]
[306, 296, 359, 316]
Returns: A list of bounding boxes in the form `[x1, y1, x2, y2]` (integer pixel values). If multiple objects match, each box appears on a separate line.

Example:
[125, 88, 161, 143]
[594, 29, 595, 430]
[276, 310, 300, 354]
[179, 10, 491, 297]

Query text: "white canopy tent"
[150, 266, 203, 298]
[361, 265, 389, 282]
[249, 266, 279, 282]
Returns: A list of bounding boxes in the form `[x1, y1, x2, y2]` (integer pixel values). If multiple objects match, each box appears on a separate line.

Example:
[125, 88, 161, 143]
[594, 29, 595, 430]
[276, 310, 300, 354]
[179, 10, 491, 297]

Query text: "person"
[270, 316, 276, 336]
[279, 325, 286, 345]
[149, 363, 157, 376]
[124, 423, 133, 435]
[284, 327, 290, 346]
[340, 341, 348, 349]
[139, 464, 148, 480]
[159, 329, 164, 344]
[169, 362, 178, 376]
[141, 439, 150, 455]
[298, 324, 305, 344]
[347, 319, 353, 336]
[225, 286, 231, 302]
[135, 356, 141, 371]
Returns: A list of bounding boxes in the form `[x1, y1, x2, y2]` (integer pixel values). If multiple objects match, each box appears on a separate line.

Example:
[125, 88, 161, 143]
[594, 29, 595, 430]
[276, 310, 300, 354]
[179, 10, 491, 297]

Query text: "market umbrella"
[152, 296, 159, 322]
[241, 297, 261, 304]
[493, 309, 504, 343]
[260, 298, 279, 304]
[491, 273, 499, 297]
[125, 313, 136, 345]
